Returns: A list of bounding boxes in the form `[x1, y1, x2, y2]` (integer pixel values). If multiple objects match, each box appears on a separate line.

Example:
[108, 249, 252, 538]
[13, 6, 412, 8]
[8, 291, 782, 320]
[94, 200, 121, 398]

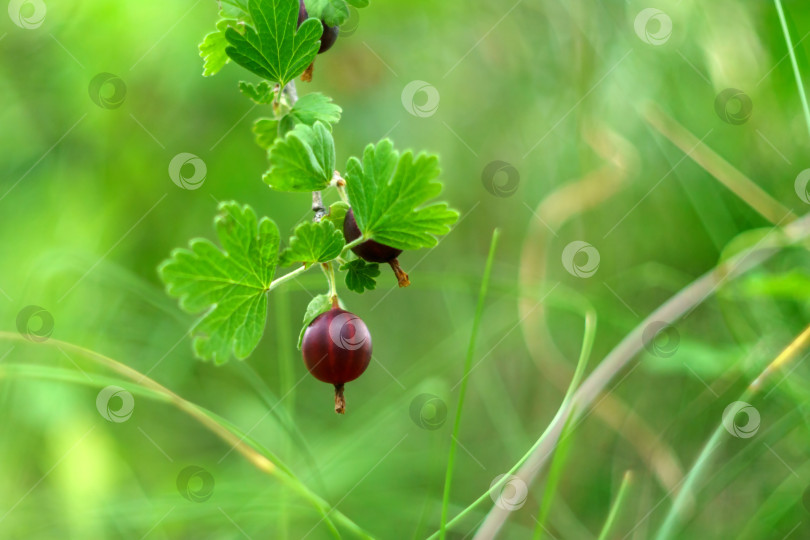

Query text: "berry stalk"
[334, 383, 346, 414]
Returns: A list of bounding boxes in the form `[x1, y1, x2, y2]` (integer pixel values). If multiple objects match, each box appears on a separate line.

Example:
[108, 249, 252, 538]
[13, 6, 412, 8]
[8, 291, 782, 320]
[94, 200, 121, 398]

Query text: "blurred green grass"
[3, 0, 810, 538]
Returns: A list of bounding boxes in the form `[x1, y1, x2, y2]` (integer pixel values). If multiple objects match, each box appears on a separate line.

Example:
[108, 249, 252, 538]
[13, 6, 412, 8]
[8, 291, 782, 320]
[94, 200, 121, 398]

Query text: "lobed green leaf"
[341, 259, 380, 293]
[323, 200, 349, 229]
[225, 0, 323, 86]
[345, 139, 459, 250]
[239, 80, 276, 104]
[297, 294, 334, 348]
[159, 201, 279, 364]
[279, 220, 345, 267]
[251, 93, 341, 150]
[199, 19, 240, 77]
[263, 121, 335, 191]
[288, 92, 342, 128]
[305, 0, 349, 27]
[253, 117, 297, 149]
[220, 0, 251, 20]
[306, 0, 369, 26]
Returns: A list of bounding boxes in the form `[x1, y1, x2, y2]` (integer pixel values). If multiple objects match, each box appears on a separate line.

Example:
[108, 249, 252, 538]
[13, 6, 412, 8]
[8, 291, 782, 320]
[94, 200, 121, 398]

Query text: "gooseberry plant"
[159, 0, 458, 413]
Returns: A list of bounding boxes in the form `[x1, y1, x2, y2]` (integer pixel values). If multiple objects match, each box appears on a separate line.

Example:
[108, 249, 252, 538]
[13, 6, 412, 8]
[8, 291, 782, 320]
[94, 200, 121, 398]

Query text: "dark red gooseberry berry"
[343, 209, 410, 287]
[297, 0, 308, 25]
[343, 209, 401, 262]
[296, 2, 338, 54]
[301, 307, 372, 414]
[296, 2, 338, 82]
[318, 23, 339, 54]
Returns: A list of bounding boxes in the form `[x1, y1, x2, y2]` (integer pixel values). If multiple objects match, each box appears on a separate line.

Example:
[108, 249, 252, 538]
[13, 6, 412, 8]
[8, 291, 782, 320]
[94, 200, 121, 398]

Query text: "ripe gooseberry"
[297, 0, 307, 25]
[318, 24, 339, 54]
[297, 1, 339, 54]
[343, 209, 410, 287]
[301, 306, 372, 414]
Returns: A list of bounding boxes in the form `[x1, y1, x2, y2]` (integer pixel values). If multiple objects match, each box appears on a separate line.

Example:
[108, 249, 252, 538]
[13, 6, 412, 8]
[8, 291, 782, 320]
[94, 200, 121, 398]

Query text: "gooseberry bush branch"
[160, 0, 458, 403]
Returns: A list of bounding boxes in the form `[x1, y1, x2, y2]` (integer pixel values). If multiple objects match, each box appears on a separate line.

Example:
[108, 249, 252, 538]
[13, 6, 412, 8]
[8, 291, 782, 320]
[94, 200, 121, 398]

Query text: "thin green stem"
[321, 261, 338, 303]
[341, 237, 365, 256]
[597, 471, 634, 540]
[280, 81, 297, 113]
[774, 0, 810, 138]
[438, 229, 500, 539]
[328, 262, 338, 299]
[429, 303, 596, 539]
[655, 323, 810, 540]
[337, 184, 349, 203]
[267, 264, 310, 292]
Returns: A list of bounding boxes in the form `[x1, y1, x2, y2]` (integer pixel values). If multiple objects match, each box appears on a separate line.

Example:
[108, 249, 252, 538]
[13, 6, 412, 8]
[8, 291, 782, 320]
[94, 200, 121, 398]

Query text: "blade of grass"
[774, 0, 810, 138]
[698, 401, 801, 514]
[0, 362, 298, 472]
[472, 306, 596, 540]
[643, 103, 797, 225]
[597, 471, 635, 540]
[0, 333, 375, 540]
[472, 213, 810, 537]
[0, 361, 342, 534]
[519, 125, 684, 499]
[438, 228, 500, 539]
[532, 414, 578, 539]
[736, 449, 810, 539]
[230, 360, 323, 487]
[4, 363, 369, 535]
[531, 307, 600, 539]
[653, 323, 810, 540]
[427, 294, 596, 539]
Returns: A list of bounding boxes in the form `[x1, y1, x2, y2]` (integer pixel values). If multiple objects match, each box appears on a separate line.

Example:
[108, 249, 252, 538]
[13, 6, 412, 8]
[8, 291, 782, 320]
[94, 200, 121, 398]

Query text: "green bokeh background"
[3, 0, 810, 538]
